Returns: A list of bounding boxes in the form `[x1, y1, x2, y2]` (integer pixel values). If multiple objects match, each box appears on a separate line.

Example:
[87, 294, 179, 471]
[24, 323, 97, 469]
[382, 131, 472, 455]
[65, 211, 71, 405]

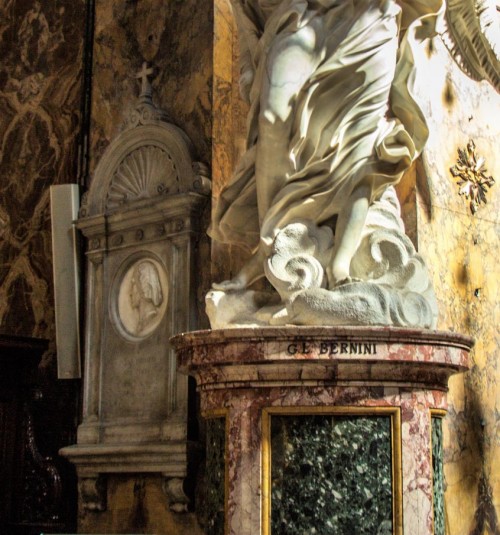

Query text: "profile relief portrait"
[130, 260, 163, 334]
[117, 258, 168, 338]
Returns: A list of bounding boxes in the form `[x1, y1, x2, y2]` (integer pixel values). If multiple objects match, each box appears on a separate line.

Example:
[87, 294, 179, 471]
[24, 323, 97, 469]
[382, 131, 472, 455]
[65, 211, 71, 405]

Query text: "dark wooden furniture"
[0, 335, 67, 535]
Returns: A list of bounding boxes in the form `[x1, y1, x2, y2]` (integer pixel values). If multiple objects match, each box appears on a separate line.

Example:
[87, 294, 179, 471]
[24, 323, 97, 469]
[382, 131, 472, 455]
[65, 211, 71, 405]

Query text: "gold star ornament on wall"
[450, 140, 495, 215]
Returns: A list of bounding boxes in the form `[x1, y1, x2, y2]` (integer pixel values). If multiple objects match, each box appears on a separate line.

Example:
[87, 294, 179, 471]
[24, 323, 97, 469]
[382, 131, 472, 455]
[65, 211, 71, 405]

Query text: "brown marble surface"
[0, 0, 85, 445]
[0, 4, 85, 530]
[0, 3, 84, 358]
[89, 0, 213, 175]
[0, 0, 85, 340]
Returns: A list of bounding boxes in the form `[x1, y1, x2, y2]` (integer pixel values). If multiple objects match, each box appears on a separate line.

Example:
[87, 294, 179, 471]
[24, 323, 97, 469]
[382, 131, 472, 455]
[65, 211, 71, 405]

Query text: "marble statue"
[208, 0, 500, 329]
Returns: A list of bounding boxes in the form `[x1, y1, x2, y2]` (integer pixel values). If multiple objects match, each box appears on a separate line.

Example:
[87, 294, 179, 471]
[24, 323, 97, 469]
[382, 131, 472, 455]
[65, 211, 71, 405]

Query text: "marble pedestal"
[172, 327, 472, 535]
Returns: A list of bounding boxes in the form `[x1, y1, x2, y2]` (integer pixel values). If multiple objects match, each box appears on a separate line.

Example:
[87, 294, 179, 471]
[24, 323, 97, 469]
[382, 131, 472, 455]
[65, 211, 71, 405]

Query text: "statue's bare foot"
[212, 248, 266, 292]
[333, 275, 363, 287]
[327, 259, 363, 288]
[212, 276, 248, 292]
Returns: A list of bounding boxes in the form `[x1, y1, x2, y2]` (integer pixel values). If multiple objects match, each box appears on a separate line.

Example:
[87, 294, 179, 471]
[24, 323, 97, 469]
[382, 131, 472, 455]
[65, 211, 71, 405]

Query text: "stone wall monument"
[61, 63, 210, 512]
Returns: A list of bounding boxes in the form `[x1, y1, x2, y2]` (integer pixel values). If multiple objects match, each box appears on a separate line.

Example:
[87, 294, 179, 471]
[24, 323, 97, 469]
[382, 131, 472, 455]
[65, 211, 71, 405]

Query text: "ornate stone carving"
[126, 63, 171, 128]
[162, 477, 190, 513]
[79, 191, 90, 218]
[106, 146, 178, 211]
[208, 188, 437, 328]
[78, 476, 107, 512]
[60, 62, 210, 513]
[115, 257, 169, 340]
[192, 161, 211, 195]
[442, 0, 500, 91]
[80, 62, 210, 220]
[208, 0, 499, 329]
[450, 140, 495, 214]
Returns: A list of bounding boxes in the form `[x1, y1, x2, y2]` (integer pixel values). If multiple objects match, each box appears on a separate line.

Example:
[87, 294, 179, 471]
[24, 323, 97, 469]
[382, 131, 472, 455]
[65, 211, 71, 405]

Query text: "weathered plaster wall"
[411, 38, 500, 535]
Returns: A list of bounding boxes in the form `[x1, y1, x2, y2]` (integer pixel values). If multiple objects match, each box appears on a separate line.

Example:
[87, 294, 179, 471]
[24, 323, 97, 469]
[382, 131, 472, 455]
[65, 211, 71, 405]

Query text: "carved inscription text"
[287, 341, 378, 356]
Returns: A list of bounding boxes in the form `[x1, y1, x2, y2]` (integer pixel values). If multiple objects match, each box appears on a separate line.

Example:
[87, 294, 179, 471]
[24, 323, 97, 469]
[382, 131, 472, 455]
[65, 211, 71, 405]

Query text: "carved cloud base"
[208, 188, 438, 330]
[172, 327, 472, 535]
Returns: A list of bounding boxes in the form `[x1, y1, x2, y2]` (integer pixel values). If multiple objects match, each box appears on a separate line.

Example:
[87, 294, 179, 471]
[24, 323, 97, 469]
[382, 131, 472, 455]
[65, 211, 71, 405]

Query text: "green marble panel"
[432, 417, 445, 535]
[271, 415, 393, 535]
[205, 417, 226, 535]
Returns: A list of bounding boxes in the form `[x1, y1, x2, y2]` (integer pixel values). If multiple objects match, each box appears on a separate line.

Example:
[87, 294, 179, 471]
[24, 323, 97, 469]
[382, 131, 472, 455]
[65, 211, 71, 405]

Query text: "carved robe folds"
[209, 0, 444, 328]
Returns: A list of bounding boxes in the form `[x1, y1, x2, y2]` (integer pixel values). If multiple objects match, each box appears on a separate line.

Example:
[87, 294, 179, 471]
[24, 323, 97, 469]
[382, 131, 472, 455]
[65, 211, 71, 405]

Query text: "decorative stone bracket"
[163, 477, 190, 513]
[78, 475, 107, 513]
[78, 474, 190, 513]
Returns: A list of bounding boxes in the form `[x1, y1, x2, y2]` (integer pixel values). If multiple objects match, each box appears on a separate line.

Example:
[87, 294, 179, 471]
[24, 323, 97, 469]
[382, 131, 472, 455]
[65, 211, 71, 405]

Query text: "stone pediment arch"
[80, 92, 209, 219]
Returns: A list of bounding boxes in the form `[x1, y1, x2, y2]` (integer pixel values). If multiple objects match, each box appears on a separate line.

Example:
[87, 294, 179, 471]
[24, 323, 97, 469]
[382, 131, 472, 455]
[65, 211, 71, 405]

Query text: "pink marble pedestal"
[172, 327, 472, 535]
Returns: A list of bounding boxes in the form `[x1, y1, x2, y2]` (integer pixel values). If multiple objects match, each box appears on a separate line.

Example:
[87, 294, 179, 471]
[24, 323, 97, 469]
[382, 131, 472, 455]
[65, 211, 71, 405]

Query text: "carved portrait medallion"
[115, 257, 169, 339]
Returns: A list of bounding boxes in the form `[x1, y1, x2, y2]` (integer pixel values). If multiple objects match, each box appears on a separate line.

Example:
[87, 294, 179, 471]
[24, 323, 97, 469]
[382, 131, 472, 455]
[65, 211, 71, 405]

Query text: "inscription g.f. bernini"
[287, 341, 378, 356]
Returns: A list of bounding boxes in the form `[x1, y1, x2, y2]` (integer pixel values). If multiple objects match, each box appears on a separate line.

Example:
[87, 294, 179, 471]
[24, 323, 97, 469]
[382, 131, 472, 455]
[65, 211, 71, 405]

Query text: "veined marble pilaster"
[211, 0, 250, 285]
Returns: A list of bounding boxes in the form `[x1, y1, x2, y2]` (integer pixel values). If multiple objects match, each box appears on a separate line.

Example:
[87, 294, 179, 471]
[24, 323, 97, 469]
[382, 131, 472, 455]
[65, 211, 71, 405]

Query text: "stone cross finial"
[136, 62, 154, 99]
[127, 61, 170, 127]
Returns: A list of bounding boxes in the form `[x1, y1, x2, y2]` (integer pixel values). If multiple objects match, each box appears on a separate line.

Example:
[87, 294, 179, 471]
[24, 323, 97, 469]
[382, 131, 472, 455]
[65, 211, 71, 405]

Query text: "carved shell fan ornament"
[106, 146, 179, 211]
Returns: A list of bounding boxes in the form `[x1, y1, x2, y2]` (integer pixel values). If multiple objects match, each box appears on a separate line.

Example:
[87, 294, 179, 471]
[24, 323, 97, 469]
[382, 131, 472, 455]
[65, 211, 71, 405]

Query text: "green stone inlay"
[205, 417, 226, 535]
[432, 417, 445, 535]
[271, 415, 393, 535]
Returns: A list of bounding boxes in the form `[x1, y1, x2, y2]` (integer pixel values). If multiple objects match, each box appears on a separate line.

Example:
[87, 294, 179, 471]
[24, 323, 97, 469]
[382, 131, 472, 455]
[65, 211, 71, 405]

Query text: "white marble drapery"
[210, 0, 443, 254]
